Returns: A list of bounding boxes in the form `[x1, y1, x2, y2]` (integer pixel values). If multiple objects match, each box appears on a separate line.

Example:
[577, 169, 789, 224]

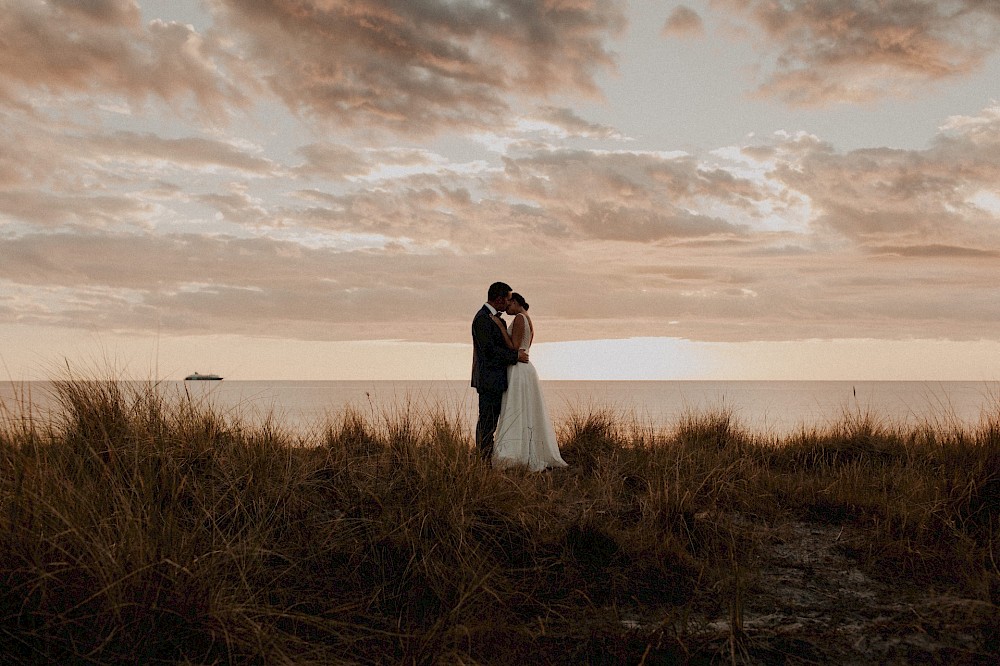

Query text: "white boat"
[184, 372, 223, 381]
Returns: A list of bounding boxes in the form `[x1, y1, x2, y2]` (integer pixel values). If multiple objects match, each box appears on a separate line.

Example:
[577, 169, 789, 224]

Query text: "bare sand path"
[694, 521, 998, 664]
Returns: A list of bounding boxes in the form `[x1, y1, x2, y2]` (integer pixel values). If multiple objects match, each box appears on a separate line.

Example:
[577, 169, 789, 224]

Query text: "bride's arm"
[510, 313, 526, 350]
[493, 316, 516, 349]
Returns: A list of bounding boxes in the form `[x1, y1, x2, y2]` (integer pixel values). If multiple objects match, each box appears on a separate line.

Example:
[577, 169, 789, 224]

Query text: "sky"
[2, 0, 1000, 381]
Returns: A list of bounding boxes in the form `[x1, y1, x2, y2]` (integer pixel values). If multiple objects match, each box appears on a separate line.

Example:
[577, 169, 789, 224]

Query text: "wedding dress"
[492, 314, 568, 471]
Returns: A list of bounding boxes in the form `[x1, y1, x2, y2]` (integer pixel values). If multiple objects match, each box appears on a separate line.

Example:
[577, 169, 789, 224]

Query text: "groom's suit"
[471, 305, 519, 459]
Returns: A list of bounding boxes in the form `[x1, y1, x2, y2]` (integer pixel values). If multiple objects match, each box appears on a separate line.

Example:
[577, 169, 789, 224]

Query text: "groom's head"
[487, 281, 513, 309]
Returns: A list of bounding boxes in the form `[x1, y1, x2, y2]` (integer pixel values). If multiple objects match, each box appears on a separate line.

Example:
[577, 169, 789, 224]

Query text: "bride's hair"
[510, 293, 529, 310]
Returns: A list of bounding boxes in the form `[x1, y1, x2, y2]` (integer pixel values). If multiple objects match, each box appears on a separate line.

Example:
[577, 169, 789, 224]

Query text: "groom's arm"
[472, 314, 518, 365]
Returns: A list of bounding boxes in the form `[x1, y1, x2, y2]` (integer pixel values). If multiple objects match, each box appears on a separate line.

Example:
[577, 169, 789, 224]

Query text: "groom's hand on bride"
[517, 350, 529, 363]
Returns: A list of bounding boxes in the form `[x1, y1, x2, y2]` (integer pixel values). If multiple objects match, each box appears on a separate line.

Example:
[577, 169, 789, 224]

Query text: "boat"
[184, 372, 223, 381]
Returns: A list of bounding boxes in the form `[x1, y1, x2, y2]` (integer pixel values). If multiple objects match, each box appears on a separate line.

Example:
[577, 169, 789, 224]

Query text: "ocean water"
[4, 380, 1000, 438]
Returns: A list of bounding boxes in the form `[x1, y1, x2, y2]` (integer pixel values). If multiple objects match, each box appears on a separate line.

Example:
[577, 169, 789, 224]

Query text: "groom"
[471, 281, 529, 460]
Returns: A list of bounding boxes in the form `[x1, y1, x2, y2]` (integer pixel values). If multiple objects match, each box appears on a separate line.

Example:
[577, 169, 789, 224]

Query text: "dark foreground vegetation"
[1, 379, 997, 664]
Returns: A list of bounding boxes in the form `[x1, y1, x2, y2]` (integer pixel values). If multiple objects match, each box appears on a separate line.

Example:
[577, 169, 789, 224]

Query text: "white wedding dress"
[493, 314, 568, 471]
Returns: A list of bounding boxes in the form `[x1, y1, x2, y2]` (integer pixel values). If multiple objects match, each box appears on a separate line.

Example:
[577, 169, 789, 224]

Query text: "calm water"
[3, 380, 1000, 437]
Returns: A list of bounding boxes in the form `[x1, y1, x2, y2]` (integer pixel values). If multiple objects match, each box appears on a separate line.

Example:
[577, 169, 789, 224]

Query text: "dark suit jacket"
[471, 305, 519, 394]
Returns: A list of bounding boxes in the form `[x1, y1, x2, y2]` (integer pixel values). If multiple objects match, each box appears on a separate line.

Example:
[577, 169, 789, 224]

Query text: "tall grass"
[1, 379, 997, 663]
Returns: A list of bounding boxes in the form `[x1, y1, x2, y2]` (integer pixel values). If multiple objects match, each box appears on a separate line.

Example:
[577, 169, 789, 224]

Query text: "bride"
[491, 293, 568, 471]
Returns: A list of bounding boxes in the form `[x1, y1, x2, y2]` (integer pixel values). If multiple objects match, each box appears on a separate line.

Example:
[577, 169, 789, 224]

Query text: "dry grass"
[1, 379, 997, 663]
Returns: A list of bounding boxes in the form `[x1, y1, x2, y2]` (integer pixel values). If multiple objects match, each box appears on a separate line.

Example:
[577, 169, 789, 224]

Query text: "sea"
[3, 380, 1000, 438]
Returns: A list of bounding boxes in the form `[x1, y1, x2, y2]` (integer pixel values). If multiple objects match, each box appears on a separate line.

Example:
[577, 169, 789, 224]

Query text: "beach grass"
[1, 378, 997, 663]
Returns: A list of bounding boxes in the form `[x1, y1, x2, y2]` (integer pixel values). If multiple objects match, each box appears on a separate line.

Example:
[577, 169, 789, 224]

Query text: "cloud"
[2, 2, 626, 135]
[91, 132, 276, 173]
[5, 16, 1000, 350]
[0, 189, 152, 229]
[295, 143, 377, 181]
[0, 1, 251, 118]
[762, 104, 1000, 246]
[50, 0, 140, 25]
[712, 0, 1000, 106]
[0, 232, 418, 333]
[662, 6, 704, 38]
[275, 143, 763, 247]
[0, 114, 280, 230]
[869, 244, 999, 259]
[5, 1, 1000, 364]
[0, 120, 915, 343]
[496, 148, 760, 240]
[0, 228, 595, 341]
[209, 0, 626, 134]
[569, 203, 737, 241]
[531, 106, 627, 140]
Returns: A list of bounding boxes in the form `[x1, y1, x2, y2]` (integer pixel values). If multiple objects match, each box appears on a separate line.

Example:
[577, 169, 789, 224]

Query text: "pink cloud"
[0, 1, 250, 119]
[662, 6, 704, 38]
[764, 107, 1000, 246]
[496, 148, 754, 240]
[533, 106, 625, 139]
[713, 0, 1000, 105]
[210, 0, 626, 133]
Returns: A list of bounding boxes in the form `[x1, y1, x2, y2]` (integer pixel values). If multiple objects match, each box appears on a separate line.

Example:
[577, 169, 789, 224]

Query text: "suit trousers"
[476, 389, 504, 460]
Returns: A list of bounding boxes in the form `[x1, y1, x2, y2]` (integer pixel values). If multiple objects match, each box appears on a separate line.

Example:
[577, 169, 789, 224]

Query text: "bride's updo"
[511, 293, 529, 310]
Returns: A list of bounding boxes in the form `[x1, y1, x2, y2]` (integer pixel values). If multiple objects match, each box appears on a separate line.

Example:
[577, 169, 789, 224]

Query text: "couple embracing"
[471, 281, 568, 471]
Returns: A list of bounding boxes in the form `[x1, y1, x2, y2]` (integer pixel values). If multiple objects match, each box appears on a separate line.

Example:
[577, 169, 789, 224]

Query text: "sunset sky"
[3, 0, 1000, 381]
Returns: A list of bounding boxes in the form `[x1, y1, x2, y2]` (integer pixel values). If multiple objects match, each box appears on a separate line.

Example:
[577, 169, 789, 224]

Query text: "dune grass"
[0, 379, 997, 663]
